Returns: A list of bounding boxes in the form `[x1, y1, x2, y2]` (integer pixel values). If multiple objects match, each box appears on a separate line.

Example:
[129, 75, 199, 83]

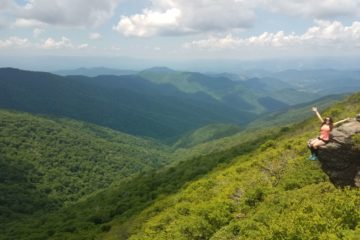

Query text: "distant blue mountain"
[54, 67, 137, 77]
[269, 69, 360, 95]
[142, 66, 176, 73]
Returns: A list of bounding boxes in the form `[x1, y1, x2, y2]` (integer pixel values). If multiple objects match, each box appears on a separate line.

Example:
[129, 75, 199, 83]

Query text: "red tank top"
[320, 124, 331, 141]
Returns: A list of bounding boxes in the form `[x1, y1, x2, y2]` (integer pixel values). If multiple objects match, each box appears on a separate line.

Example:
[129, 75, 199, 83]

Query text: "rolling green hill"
[2, 67, 360, 240]
[139, 68, 289, 113]
[139, 67, 350, 114]
[0, 68, 255, 141]
[106, 92, 360, 240]
[2, 92, 359, 240]
[0, 109, 171, 223]
[3, 67, 355, 143]
[1, 123, 277, 240]
[173, 123, 242, 149]
[169, 93, 345, 164]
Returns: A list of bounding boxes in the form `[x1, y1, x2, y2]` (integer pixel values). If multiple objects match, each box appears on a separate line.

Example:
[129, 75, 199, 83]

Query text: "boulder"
[318, 118, 360, 187]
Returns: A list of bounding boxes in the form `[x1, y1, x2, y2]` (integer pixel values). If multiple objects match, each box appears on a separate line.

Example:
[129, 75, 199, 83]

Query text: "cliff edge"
[318, 115, 360, 187]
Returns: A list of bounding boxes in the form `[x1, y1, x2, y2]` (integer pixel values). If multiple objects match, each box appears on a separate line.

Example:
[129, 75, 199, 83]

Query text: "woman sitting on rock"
[308, 107, 350, 160]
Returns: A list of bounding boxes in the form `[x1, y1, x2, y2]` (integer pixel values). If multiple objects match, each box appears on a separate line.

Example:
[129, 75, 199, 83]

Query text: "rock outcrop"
[318, 117, 360, 187]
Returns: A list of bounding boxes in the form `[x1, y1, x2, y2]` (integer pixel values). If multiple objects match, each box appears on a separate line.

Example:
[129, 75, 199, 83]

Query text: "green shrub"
[351, 134, 360, 151]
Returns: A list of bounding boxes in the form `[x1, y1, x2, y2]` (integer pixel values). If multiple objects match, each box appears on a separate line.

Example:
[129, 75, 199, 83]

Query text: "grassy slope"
[170, 94, 345, 164]
[173, 124, 243, 149]
[0, 110, 171, 222]
[1, 93, 358, 240]
[105, 92, 360, 240]
[1, 124, 279, 240]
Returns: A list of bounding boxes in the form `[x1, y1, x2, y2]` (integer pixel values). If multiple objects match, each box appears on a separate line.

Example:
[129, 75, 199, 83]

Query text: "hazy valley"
[1, 66, 360, 239]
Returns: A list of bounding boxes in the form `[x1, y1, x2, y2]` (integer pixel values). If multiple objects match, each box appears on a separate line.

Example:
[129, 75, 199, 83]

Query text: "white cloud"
[40, 36, 91, 50]
[266, 0, 360, 19]
[13, 18, 45, 27]
[113, 0, 257, 37]
[184, 21, 360, 50]
[114, 8, 182, 37]
[114, 0, 360, 37]
[78, 43, 89, 49]
[89, 32, 101, 40]
[41, 36, 73, 49]
[33, 28, 44, 37]
[0, 35, 90, 51]
[16, 0, 119, 27]
[0, 36, 29, 48]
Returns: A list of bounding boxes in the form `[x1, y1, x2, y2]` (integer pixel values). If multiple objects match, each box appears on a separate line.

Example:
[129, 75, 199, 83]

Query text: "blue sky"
[1, 0, 360, 70]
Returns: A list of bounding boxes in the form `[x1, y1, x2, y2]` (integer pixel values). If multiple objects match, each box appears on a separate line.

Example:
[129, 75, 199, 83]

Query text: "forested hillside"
[2, 92, 359, 239]
[173, 123, 242, 149]
[0, 110, 171, 223]
[1, 120, 278, 240]
[0, 68, 255, 140]
[109, 92, 360, 240]
[139, 67, 360, 111]
[3, 0, 360, 239]
[139, 68, 291, 113]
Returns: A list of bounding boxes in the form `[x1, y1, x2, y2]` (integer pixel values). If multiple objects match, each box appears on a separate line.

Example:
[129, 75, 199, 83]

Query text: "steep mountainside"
[0, 110, 171, 223]
[0, 68, 255, 140]
[108, 92, 360, 240]
[3, 92, 359, 240]
[170, 94, 345, 163]
[2, 123, 277, 240]
[173, 123, 242, 149]
[318, 119, 360, 187]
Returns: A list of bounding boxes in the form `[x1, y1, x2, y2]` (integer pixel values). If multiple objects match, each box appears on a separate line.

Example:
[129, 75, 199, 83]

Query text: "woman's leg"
[310, 139, 326, 159]
[308, 139, 318, 159]
[308, 139, 317, 147]
[312, 139, 326, 149]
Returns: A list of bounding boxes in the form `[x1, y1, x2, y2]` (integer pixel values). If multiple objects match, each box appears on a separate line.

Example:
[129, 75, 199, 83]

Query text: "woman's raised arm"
[334, 117, 351, 127]
[312, 107, 323, 123]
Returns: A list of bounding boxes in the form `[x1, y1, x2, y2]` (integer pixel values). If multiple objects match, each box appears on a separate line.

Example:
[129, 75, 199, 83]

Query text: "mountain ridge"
[0, 68, 256, 141]
[1, 92, 360, 239]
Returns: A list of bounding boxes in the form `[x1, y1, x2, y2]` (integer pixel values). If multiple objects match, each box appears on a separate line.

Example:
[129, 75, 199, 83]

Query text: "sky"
[0, 0, 360, 70]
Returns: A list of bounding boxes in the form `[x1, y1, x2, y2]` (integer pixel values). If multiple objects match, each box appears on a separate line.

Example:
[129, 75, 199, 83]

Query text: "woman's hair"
[321, 117, 333, 130]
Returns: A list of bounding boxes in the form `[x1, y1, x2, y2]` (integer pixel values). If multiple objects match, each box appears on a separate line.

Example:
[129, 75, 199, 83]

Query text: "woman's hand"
[312, 107, 323, 122]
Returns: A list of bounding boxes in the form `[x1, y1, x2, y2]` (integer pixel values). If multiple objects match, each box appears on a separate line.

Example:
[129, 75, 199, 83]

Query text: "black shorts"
[317, 137, 329, 143]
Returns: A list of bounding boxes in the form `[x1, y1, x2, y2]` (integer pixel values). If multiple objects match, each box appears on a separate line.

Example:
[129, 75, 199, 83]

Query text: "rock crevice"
[318, 117, 360, 187]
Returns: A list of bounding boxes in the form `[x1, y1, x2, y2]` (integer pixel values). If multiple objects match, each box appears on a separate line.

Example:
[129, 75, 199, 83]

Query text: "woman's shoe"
[310, 154, 318, 161]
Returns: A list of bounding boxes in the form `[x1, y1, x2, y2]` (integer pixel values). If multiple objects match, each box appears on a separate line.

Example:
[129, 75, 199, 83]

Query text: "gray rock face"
[318, 119, 360, 187]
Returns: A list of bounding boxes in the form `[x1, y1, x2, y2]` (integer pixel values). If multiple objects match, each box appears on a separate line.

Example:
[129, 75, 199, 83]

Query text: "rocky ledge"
[318, 116, 360, 187]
